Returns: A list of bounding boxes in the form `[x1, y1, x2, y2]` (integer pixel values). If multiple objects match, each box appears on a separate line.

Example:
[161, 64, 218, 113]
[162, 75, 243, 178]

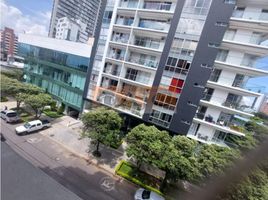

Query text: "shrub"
[57, 104, 65, 114]
[115, 160, 164, 196]
[0, 96, 8, 102]
[43, 110, 63, 118]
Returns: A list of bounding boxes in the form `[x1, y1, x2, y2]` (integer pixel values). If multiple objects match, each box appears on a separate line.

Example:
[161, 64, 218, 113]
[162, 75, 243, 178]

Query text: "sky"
[1, 0, 268, 93]
[1, 0, 52, 36]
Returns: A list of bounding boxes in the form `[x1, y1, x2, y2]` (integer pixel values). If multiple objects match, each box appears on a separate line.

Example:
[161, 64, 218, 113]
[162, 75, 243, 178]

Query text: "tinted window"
[31, 125, 36, 128]
[6, 113, 17, 117]
[142, 190, 151, 199]
[37, 123, 41, 126]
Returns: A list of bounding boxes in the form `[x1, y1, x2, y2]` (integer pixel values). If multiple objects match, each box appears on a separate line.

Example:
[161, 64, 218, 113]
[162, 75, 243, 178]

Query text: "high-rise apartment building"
[49, 0, 102, 43]
[0, 27, 18, 60]
[84, 0, 268, 147]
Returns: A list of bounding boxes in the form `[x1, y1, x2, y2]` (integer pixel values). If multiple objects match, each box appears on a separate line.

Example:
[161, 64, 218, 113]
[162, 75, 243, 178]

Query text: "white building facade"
[84, 0, 268, 147]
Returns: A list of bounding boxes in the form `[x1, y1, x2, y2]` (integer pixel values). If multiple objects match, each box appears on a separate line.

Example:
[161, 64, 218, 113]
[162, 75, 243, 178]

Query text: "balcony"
[115, 97, 145, 117]
[103, 62, 121, 77]
[232, 9, 268, 22]
[111, 32, 130, 44]
[115, 16, 134, 27]
[119, 0, 138, 9]
[193, 116, 245, 137]
[142, 1, 173, 11]
[214, 61, 268, 77]
[207, 74, 263, 97]
[107, 48, 125, 61]
[132, 36, 164, 51]
[119, 82, 149, 102]
[230, 10, 268, 31]
[127, 53, 159, 69]
[138, 19, 170, 32]
[200, 94, 255, 117]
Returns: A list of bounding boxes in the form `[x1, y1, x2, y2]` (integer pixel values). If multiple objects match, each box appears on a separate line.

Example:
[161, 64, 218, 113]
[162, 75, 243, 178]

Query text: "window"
[232, 7, 245, 18]
[260, 9, 268, 21]
[169, 78, 184, 93]
[209, 69, 222, 82]
[216, 49, 229, 62]
[154, 93, 178, 110]
[125, 68, 138, 81]
[149, 109, 172, 127]
[165, 57, 190, 75]
[224, 29, 236, 40]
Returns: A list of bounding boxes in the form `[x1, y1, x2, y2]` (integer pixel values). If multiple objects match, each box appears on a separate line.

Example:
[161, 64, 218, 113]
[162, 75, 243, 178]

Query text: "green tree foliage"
[1, 74, 43, 110]
[196, 144, 240, 180]
[126, 124, 171, 169]
[1, 69, 24, 81]
[24, 93, 53, 118]
[81, 107, 122, 157]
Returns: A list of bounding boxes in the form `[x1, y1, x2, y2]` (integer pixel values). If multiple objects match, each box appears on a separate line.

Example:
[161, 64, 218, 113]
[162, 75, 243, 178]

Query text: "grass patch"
[0, 96, 8, 102]
[43, 110, 63, 118]
[115, 160, 163, 196]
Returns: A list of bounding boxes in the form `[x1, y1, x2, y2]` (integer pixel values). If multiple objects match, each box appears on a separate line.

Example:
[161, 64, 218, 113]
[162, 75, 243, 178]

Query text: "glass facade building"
[18, 38, 91, 112]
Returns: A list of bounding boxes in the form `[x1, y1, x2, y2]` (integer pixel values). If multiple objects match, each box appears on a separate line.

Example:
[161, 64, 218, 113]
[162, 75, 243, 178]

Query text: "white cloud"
[0, 0, 51, 36]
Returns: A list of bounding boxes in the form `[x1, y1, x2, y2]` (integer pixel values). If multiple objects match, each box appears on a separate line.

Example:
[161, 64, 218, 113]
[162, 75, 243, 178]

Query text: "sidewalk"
[41, 116, 128, 174]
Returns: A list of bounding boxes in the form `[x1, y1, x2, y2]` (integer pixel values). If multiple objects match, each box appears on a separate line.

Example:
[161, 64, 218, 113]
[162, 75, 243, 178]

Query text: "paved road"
[1, 119, 137, 200]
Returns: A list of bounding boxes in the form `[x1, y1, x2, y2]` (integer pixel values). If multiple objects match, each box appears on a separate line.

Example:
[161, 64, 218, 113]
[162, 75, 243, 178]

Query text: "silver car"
[1, 110, 20, 123]
[134, 188, 165, 200]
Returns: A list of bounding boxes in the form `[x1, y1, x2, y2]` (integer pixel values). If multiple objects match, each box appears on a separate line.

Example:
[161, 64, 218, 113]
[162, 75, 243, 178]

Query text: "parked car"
[15, 119, 51, 135]
[134, 188, 165, 200]
[1, 110, 20, 123]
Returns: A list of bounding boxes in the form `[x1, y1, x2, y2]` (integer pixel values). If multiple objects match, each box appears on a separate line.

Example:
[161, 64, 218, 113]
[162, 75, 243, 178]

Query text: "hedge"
[115, 160, 164, 196]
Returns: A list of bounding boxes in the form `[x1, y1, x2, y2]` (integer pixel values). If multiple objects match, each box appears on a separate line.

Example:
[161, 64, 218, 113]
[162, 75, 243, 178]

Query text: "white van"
[1, 110, 20, 123]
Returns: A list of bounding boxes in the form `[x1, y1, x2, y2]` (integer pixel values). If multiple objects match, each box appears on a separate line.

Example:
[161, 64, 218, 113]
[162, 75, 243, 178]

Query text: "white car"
[15, 119, 51, 135]
[134, 188, 165, 200]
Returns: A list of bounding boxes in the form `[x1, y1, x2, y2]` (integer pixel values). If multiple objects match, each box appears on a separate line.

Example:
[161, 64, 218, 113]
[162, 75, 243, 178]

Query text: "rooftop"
[18, 34, 93, 58]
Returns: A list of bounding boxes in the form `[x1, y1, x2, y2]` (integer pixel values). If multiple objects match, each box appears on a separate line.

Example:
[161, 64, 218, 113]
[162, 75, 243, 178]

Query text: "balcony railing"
[112, 35, 129, 44]
[142, 2, 172, 11]
[107, 51, 125, 60]
[116, 18, 134, 26]
[119, 0, 138, 8]
[232, 10, 268, 21]
[138, 19, 170, 31]
[134, 38, 161, 49]
[128, 56, 158, 68]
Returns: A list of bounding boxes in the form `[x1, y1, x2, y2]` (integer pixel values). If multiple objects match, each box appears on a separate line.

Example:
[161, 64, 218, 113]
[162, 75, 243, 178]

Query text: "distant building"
[0, 27, 18, 61]
[55, 17, 86, 42]
[48, 0, 102, 43]
[259, 95, 268, 115]
[18, 34, 93, 117]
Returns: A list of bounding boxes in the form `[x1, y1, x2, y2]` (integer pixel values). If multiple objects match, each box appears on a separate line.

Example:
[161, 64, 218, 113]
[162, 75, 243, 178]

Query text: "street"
[1, 119, 137, 200]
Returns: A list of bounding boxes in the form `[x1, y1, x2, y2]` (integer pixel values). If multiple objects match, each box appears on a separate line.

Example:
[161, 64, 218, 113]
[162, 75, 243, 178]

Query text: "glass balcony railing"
[142, 2, 173, 11]
[232, 10, 268, 21]
[127, 56, 159, 68]
[112, 34, 130, 43]
[107, 51, 125, 60]
[138, 19, 170, 31]
[134, 37, 161, 50]
[119, 0, 138, 8]
[116, 17, 134, 26]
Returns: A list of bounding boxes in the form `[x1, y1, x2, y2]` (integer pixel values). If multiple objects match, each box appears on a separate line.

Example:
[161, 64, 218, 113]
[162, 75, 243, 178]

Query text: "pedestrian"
[4, 106, 7, 110]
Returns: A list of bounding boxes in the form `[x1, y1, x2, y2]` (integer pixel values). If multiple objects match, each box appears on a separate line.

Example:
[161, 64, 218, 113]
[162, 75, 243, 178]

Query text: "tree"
[159, 136, 201, 191]
[196, 144, 240, 180]
[81, 107, 122, 157]
[24, 93, 53, 118]
[126, 124, 171, 169]
[1, 69, 24, 81]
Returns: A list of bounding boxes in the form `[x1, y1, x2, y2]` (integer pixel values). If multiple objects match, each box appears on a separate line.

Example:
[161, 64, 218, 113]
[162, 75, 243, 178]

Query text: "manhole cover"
[27, 138, 42, 144]
[99, 177, 115, 191]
